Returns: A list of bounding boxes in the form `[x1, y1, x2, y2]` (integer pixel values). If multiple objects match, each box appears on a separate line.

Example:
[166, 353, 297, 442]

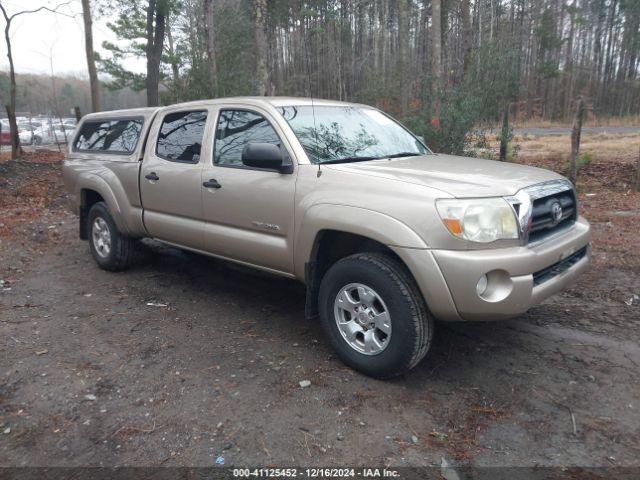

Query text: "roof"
[80, 106, 159, 121]
[81, 97, 371, 121]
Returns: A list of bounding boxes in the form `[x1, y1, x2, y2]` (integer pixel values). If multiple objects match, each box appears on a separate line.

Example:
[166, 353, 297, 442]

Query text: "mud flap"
[79, 205, 88, 240]
[304, 261, 319, 320]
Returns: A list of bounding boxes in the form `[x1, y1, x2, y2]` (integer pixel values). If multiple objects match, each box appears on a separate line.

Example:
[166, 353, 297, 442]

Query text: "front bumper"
[393, 216, 591, 321]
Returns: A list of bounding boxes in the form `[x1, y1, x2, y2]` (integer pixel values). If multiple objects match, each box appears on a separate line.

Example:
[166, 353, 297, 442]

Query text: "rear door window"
[74, 119, 143, 153]
[156, 111, 207, 163]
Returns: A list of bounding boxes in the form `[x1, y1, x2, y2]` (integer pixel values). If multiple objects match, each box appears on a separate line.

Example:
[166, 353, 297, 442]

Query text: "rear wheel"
[87, 202, 134, 271]
[32, 136, 42, 146]
[318, 252, 433, 378]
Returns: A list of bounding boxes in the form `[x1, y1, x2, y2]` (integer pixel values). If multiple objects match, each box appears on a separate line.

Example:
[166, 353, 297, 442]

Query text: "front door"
[140, 109, 209, 250]
[201, 108, 297, 274]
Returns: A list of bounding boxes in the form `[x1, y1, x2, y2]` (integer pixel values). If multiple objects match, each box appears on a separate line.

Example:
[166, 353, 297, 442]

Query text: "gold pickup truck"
[62, 97, 590, 378]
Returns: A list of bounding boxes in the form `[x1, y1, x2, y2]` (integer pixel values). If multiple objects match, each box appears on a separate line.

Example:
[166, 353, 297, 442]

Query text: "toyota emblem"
[550, 202, 563, 224]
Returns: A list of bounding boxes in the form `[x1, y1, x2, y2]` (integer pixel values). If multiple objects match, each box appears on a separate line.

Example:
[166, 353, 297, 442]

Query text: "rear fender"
[78, 173, 141, 237]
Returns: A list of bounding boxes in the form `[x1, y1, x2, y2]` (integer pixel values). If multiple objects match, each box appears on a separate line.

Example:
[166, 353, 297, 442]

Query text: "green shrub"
[565, 151, 596, 174]
[579, 151, 596, 169]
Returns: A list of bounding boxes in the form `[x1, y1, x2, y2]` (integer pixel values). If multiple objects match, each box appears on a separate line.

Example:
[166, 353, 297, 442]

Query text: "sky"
[0, 0, 144, 77]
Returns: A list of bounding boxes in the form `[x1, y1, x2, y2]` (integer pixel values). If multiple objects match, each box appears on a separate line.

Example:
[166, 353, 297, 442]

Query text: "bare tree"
[81, 0, 100, 112]
[460, 0, 472, 77]
[0, 1, 72, 159]
[165, 17, 181, 102]
[398, 0, 409, 115]
[254, 0, 269, 96]
[430, 0, 442, 130]
[203, 0, 218, 97]
[145, 0, 167, 107]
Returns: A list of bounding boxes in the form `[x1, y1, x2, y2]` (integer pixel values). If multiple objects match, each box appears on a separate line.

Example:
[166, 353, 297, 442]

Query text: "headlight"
[436, 198, 519, 243]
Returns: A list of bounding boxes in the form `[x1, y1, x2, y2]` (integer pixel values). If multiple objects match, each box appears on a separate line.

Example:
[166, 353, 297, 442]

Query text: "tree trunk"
[81, 0, 100, 112]
[430, 0, 442, 129]
[460, 0, 472, 78]
[569, 97, 585, 185]
[254, 0, 270, 96]
[398, 0, 409, 116]
[165, 18, 181, 102]
[2, 19, 21, 159]
[145, 0, 166, 107]
[203, 0, 218, 97]
[563, 0, 576, 121]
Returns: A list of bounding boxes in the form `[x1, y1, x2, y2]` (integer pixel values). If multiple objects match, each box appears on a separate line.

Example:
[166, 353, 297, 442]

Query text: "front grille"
[527, 190, 577, 244]
[532, 246, 587, 286]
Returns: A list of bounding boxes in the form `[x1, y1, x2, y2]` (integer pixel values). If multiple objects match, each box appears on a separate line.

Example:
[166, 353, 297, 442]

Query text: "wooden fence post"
[499, 104, 510, 161]
[569, 97, 585, 185]
[635, 146, 640, 192]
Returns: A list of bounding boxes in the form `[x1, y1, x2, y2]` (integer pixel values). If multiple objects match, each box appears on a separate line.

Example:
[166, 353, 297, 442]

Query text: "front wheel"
[318, 253, 433, 378]
[87, 202, 135, 271]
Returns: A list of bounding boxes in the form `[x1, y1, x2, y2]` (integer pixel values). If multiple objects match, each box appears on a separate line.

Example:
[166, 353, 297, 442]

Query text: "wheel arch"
[77, 175, 128, 239]
[297, 204, 429, 319]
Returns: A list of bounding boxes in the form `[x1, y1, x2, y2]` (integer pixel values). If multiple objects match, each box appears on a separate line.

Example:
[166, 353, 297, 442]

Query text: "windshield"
[278, 105, 429, 164]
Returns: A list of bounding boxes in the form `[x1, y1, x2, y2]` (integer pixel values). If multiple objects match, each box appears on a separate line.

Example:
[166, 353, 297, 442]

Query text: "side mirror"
[241, 142, 292, 173]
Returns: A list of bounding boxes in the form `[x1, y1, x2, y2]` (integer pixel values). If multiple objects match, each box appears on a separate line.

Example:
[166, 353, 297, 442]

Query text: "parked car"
[23, 123, 75, 145]
[0, 119, 10, 145]
[18, 125, 35, 144]
[62, 98, 591, 378]
[0, 129, 11, 146]
[17, 122, 41, 145]
[51, 124, 75, 143]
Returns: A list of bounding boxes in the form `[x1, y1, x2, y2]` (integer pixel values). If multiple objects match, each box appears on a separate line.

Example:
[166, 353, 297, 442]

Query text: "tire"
[87, 202, 135, 271]
[318, 252, 434, 378]
[33, 136, 42, 146]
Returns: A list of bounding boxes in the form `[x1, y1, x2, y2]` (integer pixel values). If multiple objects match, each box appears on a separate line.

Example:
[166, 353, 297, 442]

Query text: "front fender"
[293, 203, 428, 279]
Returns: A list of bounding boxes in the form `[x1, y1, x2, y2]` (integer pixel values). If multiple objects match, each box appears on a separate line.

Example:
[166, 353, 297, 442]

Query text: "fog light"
[476, 274, 488, 296]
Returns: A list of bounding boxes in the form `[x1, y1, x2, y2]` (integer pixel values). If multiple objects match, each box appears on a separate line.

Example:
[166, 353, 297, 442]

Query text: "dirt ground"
[0, 136, 639, 472]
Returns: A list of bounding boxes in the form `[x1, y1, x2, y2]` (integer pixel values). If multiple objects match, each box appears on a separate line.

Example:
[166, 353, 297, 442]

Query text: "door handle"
[203, 179, 222, 189]
[145, 172, 159, 181]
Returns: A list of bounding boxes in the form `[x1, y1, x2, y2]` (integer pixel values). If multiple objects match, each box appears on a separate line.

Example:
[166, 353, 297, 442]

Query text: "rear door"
[200, 107, 297, 274]
[140, 108, 209, 250]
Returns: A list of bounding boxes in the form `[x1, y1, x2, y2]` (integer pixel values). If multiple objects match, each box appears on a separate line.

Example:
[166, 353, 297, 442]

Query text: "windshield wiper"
[320, 156, 379, 165]
[320, 152, 423, 165]
[384, 152, 423, 159]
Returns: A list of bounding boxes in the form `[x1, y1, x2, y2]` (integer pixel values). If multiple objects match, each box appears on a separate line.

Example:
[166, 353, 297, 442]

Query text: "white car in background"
[51, 124, 75, 143]
[20, 123, 75, 145]
[18, 122, 40, 144]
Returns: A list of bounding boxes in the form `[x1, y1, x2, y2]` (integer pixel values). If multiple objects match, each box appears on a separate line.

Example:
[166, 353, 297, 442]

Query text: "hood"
[324, 154, 563, 197]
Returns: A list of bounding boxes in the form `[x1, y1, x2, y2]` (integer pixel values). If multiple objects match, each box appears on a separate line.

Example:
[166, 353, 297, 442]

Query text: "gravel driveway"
[1, 154, 639, 474]
[1, 219, 639, 470]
